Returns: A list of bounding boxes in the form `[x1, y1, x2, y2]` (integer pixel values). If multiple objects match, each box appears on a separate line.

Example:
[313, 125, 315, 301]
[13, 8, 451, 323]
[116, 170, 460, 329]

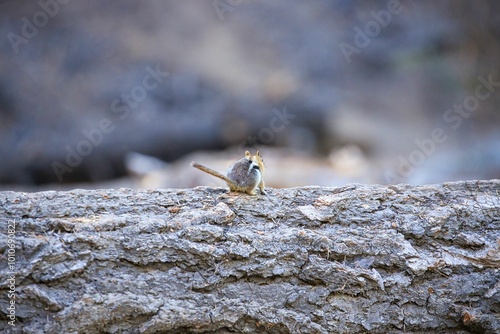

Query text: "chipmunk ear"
[245, 151, 251, 158]
[256, 151, 261, 157]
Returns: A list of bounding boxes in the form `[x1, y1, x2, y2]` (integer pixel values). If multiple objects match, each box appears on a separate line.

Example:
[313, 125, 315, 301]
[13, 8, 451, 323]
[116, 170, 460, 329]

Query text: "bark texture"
[1, 181, 500, 333]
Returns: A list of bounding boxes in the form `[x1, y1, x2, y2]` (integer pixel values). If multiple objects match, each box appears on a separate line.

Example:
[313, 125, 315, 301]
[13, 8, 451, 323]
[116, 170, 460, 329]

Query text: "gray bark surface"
[1, 181, 500, 333]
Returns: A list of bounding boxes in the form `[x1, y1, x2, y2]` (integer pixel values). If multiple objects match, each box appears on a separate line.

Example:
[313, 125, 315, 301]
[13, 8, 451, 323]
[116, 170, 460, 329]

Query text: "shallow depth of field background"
[1, 0, 499, 191]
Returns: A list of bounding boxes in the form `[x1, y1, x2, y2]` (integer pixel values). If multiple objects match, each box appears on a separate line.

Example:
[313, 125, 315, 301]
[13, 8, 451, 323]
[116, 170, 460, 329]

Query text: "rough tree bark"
[1, 181, 500, 333]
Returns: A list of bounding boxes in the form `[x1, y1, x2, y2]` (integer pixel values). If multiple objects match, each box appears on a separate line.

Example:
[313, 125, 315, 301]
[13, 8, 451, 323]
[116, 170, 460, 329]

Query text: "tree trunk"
[1, 180, 500, 333]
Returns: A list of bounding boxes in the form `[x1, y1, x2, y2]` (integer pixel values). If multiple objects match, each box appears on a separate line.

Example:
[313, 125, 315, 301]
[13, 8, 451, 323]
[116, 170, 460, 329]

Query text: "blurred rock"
[123, 147, 376, 190]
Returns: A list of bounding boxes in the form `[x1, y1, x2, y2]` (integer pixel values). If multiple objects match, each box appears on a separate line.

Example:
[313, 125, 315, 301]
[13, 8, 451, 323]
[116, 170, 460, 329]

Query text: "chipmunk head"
[252, 151, 265, 174]
[242, 151, 265, 174]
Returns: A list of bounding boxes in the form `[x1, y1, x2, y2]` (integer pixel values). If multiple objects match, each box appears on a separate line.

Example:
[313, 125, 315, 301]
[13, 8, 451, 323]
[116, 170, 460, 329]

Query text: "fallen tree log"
[1, 180, 500, 333]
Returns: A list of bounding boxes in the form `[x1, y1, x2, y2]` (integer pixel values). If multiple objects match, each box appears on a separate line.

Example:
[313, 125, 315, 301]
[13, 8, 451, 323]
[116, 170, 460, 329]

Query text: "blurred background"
[0, 0, 499, 192]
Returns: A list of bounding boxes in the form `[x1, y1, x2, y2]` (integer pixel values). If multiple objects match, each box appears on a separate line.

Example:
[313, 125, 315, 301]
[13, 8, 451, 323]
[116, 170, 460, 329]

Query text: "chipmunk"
[191, 151, 266, 195]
